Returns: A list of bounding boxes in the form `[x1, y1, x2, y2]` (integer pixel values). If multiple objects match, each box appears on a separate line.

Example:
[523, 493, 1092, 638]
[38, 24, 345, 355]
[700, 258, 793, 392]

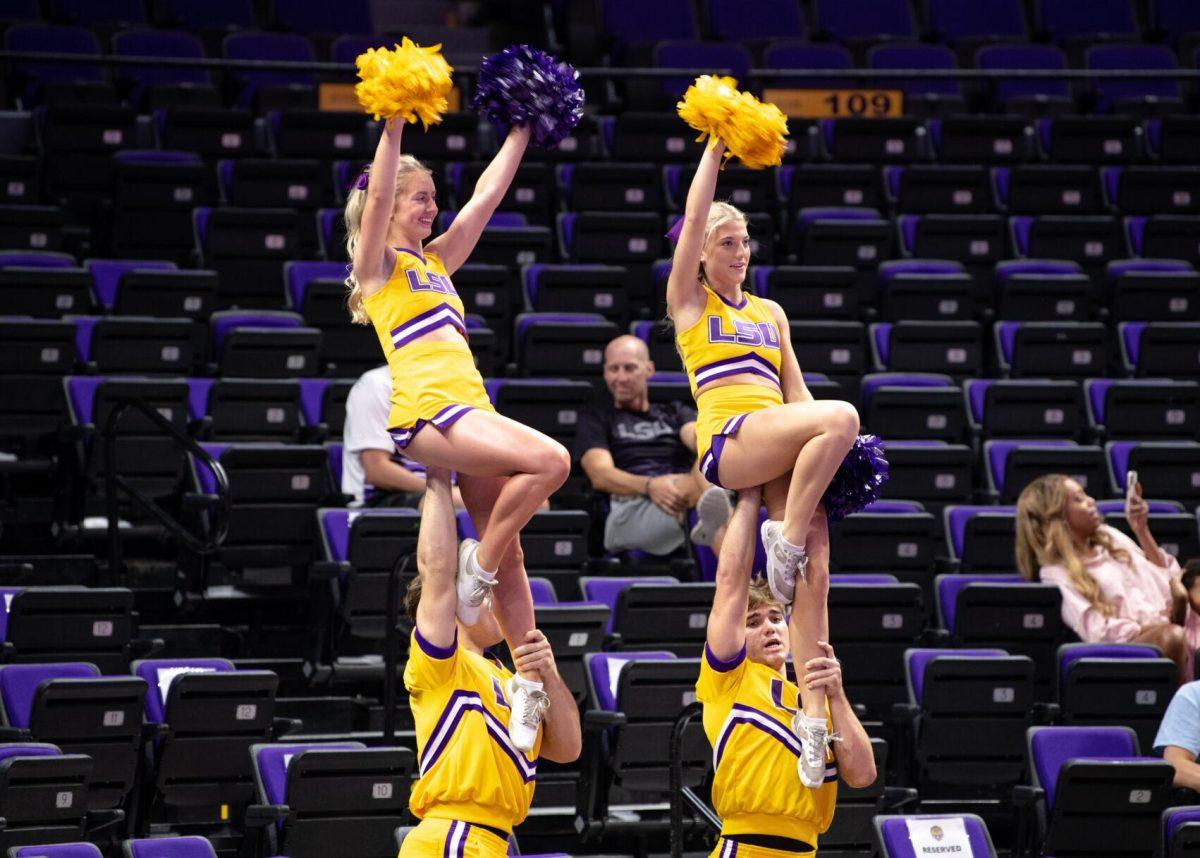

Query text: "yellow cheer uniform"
[362, 247, 494, 450]
[697, 643, 837, 856]
[675, 285, 784, 487]
[399, 627, 542, 857]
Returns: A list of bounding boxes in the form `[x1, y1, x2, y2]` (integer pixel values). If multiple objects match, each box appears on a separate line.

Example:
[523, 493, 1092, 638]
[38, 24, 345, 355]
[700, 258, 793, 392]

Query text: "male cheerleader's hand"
[803, 641, 844, 701]
[512, 630, 559, 679]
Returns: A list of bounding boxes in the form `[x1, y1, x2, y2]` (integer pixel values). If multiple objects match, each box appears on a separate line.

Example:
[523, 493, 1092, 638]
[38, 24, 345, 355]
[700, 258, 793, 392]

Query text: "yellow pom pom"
[676, 74, 788, 170]
[355, 38, 454, 128]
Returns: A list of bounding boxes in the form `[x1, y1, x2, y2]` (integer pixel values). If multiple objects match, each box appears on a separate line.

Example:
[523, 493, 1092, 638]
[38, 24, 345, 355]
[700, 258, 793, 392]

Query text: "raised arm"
[706, 485, 762, 660]
[767, 301, 811, 404]
[353, 119, 405, 286]
[426, 125, 532, 274]
[666, 140, 725, 326]
[414, 467, 459, 649]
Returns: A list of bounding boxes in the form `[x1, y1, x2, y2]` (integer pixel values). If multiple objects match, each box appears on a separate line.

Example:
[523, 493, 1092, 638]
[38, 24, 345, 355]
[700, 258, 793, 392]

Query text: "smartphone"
[1126, 469, 1139, 503]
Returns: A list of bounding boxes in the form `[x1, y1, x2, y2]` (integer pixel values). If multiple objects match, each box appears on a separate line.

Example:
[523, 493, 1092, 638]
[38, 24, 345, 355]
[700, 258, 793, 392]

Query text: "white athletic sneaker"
[507, 675, 549, 753]
[689, 486, 733, 547]
[455, 539, 496, 624]
[761, 519, 806, 603]
[792, 712, 833, 789]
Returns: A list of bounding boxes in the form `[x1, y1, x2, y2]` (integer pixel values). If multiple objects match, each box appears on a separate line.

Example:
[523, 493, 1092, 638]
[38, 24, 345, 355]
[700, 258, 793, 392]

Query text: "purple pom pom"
[821, 434, 889, 524]
[470, 44, 585, 149]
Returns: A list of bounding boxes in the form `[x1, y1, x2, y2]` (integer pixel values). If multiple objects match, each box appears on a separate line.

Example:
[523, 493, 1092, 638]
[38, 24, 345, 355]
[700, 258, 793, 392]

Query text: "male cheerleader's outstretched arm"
[665, 139, 724, 320]
[427, 125, 532, 274]
[510, 629, 581, 762]
[413, 466, 459, 650]
[706, 485, 763, 661]
[765, 301, 812, 405]
[803, 641, 876, 788]
[353, 118, 405, 284]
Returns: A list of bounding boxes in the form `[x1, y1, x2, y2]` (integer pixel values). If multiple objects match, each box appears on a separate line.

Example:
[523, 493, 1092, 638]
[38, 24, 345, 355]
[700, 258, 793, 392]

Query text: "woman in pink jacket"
[1016, 473, 1190, 684]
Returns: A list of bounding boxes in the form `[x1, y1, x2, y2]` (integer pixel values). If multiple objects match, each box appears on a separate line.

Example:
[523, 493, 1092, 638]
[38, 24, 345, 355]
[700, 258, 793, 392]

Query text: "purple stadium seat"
[223, 32, 315, 109]
[284, 260, 345, 312]
[653, 40, 752, 100]
[112, 30, 212, 107]
[210, 310, 304, 349]
[869, 43, 962, 100]
[13, 845, 102, 858]
[985, 439, 1107, 502]
[1164, 807, 1200, 857]
[132, 657, 235, 724]
[874, 814, 997, 858]
[601, 0, 698, 47]
[273, 0, 371, 35]
[1106, 439, 1200, 504]
[977, 43, 1070, 109]
[318, 507, 420, 566]
[935, 574, 1024, 633]
[161, 0, 255, 31]
[5, 23, 106, 104]
[1119, 320, 1200, 378]
[1039, 0, 1137, 42]
[1028, 724, 1153, 807]
[1153, 0, 1200, 40]
[50, 0, 145, 25]
[1086, 377, 1200, 439]
[762, 41, 855, 89]
[927, 0, 1026, 42]
[252, 741, 365, 804]
[580, 576, 678, 633]
[707, 0, 805, 41]
[84, 259, 177, 311]
[585, 650, 676, 712]
[904, 647, 1009, 702]
[943, 504, 1017, 569]
[1087, 44, 1180, 114]
[1056, 642, 1160, 687]
[0, 251, 75, 269]
[814, 0, 915, 41]
[125, 837, 217, 858]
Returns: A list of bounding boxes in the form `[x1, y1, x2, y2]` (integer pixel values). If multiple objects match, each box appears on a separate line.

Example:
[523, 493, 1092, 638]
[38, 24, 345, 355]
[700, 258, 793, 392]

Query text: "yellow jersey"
[675, 285, 784, 396]
[405, 627, 542, 833]
[363, 247, 468, 357]
[696, 643, 837, 846]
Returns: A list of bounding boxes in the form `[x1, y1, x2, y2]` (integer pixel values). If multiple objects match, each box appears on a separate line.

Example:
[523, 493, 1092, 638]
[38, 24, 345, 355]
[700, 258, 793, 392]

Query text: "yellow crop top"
[362, 247, 467, 355]
[675, 285, 783, 395]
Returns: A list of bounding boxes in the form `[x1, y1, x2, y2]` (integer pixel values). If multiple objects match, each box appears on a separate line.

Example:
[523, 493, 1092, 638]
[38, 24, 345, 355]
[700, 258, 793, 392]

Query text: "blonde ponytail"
[344, 154, 434, 324]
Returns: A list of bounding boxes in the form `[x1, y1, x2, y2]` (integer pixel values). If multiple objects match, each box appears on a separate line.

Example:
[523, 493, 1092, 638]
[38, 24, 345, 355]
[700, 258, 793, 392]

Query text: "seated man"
[1155, 678, 1200, 791]
[575, 334, 731, 556]
[342, 364, 463, 508]
[698, 486, 876, 853]
[398, 467, 581, 856]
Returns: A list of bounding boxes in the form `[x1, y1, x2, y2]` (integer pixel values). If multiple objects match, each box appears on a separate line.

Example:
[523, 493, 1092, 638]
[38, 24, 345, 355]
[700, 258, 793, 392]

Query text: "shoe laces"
[466, 570, 497, 604]
[515, 687, 550, 729]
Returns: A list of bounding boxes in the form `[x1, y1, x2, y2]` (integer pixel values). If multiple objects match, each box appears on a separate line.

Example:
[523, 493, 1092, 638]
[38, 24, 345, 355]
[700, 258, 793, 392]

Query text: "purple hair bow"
[665, 217, 684, 243]
[354, 166, 370, 192]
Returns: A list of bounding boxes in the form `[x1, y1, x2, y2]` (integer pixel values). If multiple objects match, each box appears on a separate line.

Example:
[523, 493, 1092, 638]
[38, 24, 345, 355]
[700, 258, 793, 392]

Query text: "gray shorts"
[604, 495, 686, 556]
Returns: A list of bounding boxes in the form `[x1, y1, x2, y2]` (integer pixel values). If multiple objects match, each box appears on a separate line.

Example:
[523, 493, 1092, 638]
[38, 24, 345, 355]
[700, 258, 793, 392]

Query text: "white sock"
[511, 674, 543, 692]
[469, 547, 497, 580]
[779, 532, 807, 560]
[800, 713, 826, 730]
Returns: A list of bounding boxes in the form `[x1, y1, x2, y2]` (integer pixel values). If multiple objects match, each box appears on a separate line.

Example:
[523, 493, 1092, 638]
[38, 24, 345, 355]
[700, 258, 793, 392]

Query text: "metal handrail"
[103, 396, 230, 584]
[669, 701, 721, 858]
[3, 50, 1194, 80]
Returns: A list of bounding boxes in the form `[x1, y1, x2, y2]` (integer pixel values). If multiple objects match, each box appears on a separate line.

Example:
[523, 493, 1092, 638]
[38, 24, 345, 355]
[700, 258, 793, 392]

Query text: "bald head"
[605, 334, 649, 364]
[603, 335, 654, 409]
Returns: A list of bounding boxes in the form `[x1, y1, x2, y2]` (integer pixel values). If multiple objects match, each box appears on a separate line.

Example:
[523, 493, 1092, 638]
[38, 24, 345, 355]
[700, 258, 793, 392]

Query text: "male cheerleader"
[399, 467, 581, 856]
[697, 487, 876, 856]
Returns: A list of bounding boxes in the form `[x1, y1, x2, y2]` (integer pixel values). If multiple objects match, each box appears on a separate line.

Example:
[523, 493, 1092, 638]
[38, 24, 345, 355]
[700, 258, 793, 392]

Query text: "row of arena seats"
[0, 573, 1189, 857]
[7, 309, 1200, 388]
[15, 19, 1200, 116]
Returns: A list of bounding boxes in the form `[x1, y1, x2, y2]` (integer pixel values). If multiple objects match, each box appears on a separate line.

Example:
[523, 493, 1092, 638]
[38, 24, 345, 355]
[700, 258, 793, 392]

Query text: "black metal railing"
[103, 397, 230, 584]
[669, 701, 722, 858]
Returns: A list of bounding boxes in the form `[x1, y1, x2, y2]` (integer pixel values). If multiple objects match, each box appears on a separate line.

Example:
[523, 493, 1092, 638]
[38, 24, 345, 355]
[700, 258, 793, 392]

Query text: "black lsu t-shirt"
[574, 401, 697, 478]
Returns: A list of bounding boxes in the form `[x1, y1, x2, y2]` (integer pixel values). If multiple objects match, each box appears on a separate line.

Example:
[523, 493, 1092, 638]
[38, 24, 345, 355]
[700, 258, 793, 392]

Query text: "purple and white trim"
[717, 837, 740, 858]
[389, 403, 476, 450]
[692, 353, 780, 389]
[698, 414, 748, 489]
[420, 690, 537, 783]
[389, 304, 466, 349]
[770, 678, 798, 716]
[442, 820, 469, 858]
[713, 703, 801, 770]
[705, 642, 747, 673]
[415, 626, 456, 660]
